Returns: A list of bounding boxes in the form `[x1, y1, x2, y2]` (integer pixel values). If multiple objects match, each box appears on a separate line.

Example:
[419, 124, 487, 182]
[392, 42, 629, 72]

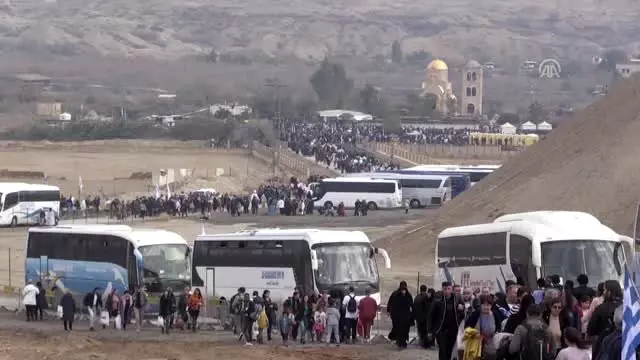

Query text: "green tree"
[391, 40, 403, 64]
[309, 58, 353, 109]
[359, 84, 387, 117]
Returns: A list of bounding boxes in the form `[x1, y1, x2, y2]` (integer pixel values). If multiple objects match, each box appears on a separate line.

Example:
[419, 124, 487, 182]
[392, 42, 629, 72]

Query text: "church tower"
[460, 60, 483, 115]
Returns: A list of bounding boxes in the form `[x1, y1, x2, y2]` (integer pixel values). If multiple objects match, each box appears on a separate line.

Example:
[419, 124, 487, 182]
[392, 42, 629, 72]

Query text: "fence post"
[8, 247, 11, 288]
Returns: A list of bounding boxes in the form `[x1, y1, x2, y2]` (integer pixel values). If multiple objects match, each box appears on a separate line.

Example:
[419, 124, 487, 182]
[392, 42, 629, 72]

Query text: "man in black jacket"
[428, 282, 465, 360]
[413, 285, 430, 348]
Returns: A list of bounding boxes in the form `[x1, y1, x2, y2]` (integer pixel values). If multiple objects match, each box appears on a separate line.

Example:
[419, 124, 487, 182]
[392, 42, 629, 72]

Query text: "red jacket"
[358, 296, 378, 320]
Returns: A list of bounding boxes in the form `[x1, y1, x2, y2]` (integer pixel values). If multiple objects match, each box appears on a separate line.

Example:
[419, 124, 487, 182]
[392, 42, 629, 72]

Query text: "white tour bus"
[344, 172, 451, 208]
[192, 228, 392, 304]
[436, 211, 634, 292]
[26, 225, 192, 312]
[0, 183, 60, 226]
[310, 177, 402, 210]
[408, 165, 496, 185]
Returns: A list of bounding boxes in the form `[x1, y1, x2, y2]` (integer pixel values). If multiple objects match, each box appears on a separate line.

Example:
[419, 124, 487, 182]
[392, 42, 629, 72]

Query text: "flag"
[78, 176, 84, 193]
[155, 184, 160, 200]
[622, 267, 640, 360]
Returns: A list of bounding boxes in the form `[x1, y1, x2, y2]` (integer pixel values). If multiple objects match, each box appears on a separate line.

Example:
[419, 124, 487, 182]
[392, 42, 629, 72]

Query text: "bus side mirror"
[374, 248, 391, 269]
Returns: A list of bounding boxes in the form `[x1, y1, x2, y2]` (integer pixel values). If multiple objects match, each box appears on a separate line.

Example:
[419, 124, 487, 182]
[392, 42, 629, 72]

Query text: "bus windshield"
[541, 240, 621, 286]
[139, 244, 191, 292]
[314, 243, 379, 293]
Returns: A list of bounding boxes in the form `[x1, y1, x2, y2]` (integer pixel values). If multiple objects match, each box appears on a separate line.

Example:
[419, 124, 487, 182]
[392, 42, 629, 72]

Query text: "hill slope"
[0, 0, 637, 61]
[380, 74, 640, 271]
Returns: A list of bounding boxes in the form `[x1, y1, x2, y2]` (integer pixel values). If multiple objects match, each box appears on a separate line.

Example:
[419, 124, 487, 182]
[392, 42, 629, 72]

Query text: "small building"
[616, 59, 640, 78]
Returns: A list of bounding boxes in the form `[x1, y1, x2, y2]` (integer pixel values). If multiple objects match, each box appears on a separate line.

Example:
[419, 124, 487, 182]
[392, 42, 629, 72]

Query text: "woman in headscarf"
[387, 281, 414, 349]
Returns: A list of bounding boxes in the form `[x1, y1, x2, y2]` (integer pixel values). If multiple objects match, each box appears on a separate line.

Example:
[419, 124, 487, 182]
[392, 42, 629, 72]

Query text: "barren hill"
[380, 74, 640, 272]
[1, 0, 637, 62]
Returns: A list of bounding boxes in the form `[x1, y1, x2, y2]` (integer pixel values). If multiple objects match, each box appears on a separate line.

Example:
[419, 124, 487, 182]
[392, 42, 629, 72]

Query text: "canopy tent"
[537, 121, 553, 131]
[520, 121, 536, 131]
[500, 122, 517, 135]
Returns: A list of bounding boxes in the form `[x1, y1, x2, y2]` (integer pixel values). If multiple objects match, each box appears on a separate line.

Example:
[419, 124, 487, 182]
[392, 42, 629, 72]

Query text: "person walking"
[387, 281, 414, 349]
[35, 281, 48, 321]
[132, 286, 147, 332]
[188, 288, 203, 332]
[22, 281, 39, 322]
[60, 290, 76, 331]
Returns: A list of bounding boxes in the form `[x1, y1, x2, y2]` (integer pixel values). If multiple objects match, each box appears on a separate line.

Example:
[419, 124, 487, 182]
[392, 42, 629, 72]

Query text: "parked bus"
[0, 183, 60, 226]
[25, 225, 191, 310]
[408, 165, 496, 184]
[436, 211, 633, 292]
[192, 228, 391, 303]
[310, 177, 402, 210]
[343, 173, 451, 208]
[390, 170, 471, 198]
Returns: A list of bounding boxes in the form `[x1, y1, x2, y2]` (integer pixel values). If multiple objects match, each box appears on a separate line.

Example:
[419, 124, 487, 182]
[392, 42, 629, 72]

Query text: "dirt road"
[0, 312, 436, 360]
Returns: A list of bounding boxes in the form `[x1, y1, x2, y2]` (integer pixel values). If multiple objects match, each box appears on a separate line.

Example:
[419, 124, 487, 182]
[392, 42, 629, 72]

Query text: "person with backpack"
[342, 286, 359, 344]
[241, 293, 257, 345]
[229, 287, 246, 335]
[508, 304, 558, 360]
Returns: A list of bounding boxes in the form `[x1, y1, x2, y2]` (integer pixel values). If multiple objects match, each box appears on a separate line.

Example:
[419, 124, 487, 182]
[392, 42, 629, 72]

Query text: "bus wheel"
[409, 199, 421, 209]
[367, 201, 378, 210]
[324, 201, 333, 209]
[10, 217, 17, 227]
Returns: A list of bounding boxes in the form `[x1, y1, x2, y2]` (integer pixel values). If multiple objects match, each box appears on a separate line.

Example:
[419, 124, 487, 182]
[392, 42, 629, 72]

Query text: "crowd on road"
[21, 272, 636, 360]
[279, 119, 505, 174]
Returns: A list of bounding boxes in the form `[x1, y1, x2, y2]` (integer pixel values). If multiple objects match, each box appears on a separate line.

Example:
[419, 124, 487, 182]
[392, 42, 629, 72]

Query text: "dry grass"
[0, 140, 274, 197]
[380, 74, 640, 273]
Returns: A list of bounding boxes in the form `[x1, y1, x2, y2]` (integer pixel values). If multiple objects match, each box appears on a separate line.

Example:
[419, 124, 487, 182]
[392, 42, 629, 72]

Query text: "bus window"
[438, 232, 507, 267]
[3, 192, 18, 210]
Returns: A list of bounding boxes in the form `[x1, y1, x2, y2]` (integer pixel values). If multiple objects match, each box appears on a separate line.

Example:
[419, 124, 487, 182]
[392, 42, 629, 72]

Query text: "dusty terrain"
[1, 0, 636, 63]
[0, 140, 281, 197]
[380, 73, 640, 271]
[0, 318, 437, 360]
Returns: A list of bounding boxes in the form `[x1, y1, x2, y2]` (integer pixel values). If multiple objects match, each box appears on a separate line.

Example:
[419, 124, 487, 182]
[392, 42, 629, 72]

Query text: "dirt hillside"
[381, 74, 640, 271]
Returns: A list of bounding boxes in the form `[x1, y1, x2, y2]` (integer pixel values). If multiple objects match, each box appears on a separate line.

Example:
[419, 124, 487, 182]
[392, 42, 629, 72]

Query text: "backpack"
[83, 293, 93, 307]
[347, 295, 357, 313]
[520, 323, 555, 360]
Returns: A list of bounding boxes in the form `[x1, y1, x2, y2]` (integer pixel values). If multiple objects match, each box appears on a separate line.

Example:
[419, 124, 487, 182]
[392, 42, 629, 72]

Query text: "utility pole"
[264, 78, 287, 138]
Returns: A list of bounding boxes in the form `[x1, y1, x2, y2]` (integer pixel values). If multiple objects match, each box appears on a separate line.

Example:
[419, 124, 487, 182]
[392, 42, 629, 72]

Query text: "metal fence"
[0, 247, 24, 291]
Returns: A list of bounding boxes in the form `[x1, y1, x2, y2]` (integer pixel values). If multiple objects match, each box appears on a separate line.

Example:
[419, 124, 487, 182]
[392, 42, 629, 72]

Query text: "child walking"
[313, 304, 327, 342]
[279, 306, 295, 346]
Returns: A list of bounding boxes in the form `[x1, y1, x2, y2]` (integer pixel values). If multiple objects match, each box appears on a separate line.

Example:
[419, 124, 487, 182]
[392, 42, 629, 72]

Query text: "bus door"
[506, 232, 537, 287]
[39, 255, 49, 282]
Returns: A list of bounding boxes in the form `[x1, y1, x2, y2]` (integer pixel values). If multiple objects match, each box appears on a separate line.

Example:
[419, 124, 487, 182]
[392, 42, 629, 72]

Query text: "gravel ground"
[0, 311, 437, 360]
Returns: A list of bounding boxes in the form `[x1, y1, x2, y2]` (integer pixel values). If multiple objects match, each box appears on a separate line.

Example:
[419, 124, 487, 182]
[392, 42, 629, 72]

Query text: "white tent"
[500, 122, 517, 135]
[520, 121, 536, 131]
[537, 121, 553, 131]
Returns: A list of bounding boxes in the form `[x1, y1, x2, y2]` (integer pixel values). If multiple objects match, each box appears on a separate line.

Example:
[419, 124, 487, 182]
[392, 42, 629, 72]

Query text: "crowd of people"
[278, 119, 503, 174]
[386, 274, 632, 360]
[21, 272, 638, 359]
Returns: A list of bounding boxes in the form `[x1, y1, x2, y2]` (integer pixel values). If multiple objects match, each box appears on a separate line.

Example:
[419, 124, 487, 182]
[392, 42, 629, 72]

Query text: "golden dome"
[427, 59, 448, 71]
